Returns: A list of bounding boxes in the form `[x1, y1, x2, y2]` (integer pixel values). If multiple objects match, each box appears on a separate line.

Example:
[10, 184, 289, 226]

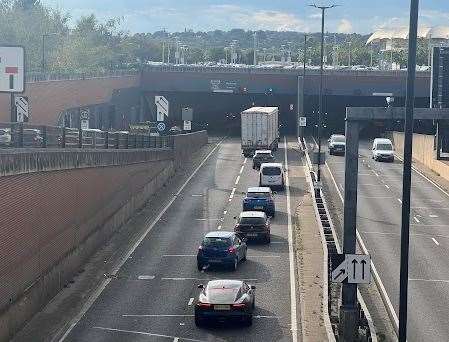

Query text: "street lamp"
[309, 3, 338, 185]
[42, 32, 59, 74]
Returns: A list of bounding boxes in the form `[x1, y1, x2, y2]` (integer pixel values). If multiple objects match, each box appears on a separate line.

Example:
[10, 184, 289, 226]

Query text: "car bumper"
[235, 230, 269, 240]
[243, 204, 275, 214]
[197, 255, 235, 266]
[377, 155, 394, 161]
[195, 308, 251, 321]
[330, 147, 345, 154]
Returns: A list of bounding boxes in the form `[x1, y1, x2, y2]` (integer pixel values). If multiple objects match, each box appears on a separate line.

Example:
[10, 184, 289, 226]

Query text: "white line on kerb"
[56, 139, 225, 342]
[413, 216, 420, 223]
[284, 137, 298, 342]
[235, 175, 241, 185]
[239, 165, 245, 174]
[432, 238, 440, 246]
[188, 298, 194, 306]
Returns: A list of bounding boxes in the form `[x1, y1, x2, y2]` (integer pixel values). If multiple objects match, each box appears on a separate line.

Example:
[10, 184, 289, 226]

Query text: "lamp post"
[309, 3, 337, 185]
[42, 32, 59, 74]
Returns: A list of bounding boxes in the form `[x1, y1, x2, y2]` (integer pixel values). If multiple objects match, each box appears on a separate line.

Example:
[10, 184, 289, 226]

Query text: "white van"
[372, 138, 394, 162]
[259, 163, 285, 190]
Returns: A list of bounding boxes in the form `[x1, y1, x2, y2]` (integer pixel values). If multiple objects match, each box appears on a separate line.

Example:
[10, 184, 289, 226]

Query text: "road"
[323, 139, 449, 342]
[59, 137, 302, 342]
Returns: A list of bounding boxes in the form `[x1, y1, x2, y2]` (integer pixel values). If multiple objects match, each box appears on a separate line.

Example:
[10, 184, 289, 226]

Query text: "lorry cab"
[259, 163, 285, 190]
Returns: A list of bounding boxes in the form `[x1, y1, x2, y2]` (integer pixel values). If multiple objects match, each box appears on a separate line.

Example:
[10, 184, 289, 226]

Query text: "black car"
[252, 150, 275, 169]
[197, 231, 247, 271]
[234, 211, 270, 243]
[195, 279, 256, 327]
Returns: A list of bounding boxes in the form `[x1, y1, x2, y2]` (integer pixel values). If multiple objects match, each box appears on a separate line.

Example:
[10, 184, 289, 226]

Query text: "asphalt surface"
[322, 139, 449, 342]
[60, 137, 302, 342]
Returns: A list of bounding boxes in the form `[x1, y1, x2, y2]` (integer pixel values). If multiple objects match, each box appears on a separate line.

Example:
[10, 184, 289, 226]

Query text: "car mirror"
[197, 284, 204, 289]
[250, 285, 256, 290]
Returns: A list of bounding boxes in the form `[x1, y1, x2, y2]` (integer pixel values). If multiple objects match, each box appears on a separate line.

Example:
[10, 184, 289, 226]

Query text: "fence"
[0, 123, 173, 150]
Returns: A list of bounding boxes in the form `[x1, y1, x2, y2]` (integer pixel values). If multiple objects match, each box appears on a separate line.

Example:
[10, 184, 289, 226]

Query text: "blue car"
[242, 187, 276, 217]
[197, 231, 247, 271]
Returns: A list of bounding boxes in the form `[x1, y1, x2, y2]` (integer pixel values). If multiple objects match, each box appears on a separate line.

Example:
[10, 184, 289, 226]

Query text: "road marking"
[223, 210, 227, 215]
[235, 175, 240, 185]
[429, 214, 439, 218]
[57, 138, 226, 342]
[432, 238, 440, 246]
[217, 225, 222, 230]
[284, 137, 298, 342]
[398, 198, 402, 204]
[373, 171, 379, 177]
[409, 278, 449, 284]
[195, 218, 220, 221]
[160, 277, 258, 281]
[191, 194, 203, 197]
[188, 298, 194, 306]
[239, 165, 245, 174]
[385, 184, 390, 189]
[137, 275, 155, 280]
[162, 255, 196, 257]
[230, 187, 236, 198]
[92, 326, 205, 342]
[413, 216, 420, 223]
[243, 157, 247, 164]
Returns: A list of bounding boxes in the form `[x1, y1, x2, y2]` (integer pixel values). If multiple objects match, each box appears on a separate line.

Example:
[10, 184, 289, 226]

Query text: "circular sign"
[157, 122, 166, 132]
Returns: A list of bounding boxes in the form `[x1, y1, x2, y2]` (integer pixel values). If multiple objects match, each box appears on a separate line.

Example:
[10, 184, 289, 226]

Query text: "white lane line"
[243, 157, 247, 164]
[195, 218, 220, 221]
[235, 175, 241, 185]
[429, 214, 439, 218]
[373, 171, 380, 177]
[409, 278, 449, 284]
[413, 216, 420, 223]
[160, 277, 258, 281]
[239, 165, 245, 174]
[191, 194, 203, 197]
[137, 275, 155, 280]
[385, 184, 390, 189]
[284, 137, 298, 342]
[398, 198, 403, 204]
[92, 326, 205, 342]
[57, 138, 225, 342]
[188, 298, 194, 306]
[230, 187, 236, 198]
[432, 238, 440, 246]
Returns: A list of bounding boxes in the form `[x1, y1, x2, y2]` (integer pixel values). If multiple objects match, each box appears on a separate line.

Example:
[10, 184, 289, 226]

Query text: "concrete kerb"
[302, 137, 378, 342]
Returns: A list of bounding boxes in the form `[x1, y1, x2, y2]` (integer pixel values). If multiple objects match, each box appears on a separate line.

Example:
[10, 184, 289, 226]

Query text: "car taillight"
[197, 302, 211, 308]
[228, 246, 236, 254]
[232, 303, 246, 308]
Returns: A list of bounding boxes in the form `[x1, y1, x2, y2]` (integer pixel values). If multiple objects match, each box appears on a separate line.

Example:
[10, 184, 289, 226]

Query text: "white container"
[241, 107, 279, 156]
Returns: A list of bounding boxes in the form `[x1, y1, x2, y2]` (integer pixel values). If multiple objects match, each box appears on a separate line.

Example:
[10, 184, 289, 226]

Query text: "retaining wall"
[0, 131, 207, 341]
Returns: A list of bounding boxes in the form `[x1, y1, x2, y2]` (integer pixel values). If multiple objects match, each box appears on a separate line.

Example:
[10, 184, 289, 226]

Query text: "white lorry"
[241, 107, 279, 157]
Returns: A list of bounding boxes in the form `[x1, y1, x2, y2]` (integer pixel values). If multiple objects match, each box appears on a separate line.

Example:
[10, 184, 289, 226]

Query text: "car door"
[234, 236, 244, 261]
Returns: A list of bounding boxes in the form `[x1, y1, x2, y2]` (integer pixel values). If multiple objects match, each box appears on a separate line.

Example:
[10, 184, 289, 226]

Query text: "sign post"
[0, 46, 25, 123]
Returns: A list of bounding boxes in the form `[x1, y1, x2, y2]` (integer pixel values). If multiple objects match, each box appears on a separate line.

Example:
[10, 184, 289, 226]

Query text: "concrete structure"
[0, 131, 207, 341]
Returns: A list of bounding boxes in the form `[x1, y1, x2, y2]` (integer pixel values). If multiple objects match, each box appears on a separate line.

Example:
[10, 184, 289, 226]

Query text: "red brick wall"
[0, 75, 139, 125]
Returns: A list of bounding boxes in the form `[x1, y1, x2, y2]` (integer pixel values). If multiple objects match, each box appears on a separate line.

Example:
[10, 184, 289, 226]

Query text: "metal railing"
[0, 123, 173, 150]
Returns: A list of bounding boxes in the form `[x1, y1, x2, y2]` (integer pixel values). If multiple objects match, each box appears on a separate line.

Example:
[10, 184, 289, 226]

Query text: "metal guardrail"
[0, 123, 173, 150]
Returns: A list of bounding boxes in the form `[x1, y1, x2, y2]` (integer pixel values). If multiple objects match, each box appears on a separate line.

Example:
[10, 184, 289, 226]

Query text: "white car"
[372, 138, 394, 162]
[259, 163, 285, 190]
[328, 134, 346, 155]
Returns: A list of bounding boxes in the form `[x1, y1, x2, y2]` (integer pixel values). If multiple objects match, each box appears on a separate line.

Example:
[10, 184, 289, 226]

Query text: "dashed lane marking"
[385, 184, 390, 189]
[239, 165, 245, 174]
[398, 198, 403, 204]
[432, 238, 440, 246]
[243, 157, 247, 164]
[235, 175, 241, 185]
[413, 216, 420, 223]
[137, 275, 155, 280]
[430, 214, 439, 218]
[188, 298, 194, 306]
[92, 326, 205, 342]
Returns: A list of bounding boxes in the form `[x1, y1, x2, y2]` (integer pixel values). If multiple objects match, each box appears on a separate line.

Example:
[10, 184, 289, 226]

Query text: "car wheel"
[270, 211, 275, 218]
[265, 234, 271, 244]
[244, 315, 253, 326]
[197, 262, 203, 271]
[242, 248, 247, 261]
[232, 258, 238, 271]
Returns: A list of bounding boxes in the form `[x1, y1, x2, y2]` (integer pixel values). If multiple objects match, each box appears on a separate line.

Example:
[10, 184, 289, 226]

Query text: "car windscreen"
[377, 143, 392, 150]
[262, 167, 281, 175]
[332, 136, 345, 143]
[202, 237, 231, 248]
[239, 217, 266, 225]
[247, 192, 269, 198]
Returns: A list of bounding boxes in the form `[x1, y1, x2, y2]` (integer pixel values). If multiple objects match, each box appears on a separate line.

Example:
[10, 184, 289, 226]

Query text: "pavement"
[21, 137, 306, 342]
[320, 139, 449, 342]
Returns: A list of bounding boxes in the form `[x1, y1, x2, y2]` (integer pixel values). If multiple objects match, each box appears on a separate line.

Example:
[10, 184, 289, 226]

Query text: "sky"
[42, 0, 449, 35]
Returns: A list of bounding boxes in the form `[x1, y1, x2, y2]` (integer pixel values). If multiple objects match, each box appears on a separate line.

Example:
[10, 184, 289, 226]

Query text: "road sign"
[299, 117, 307, 127]
[80, 108, 89, 120]
[183, 120, 191, 131]
[15, 96, 28, 122]
[182, 107, 193, 121]
[0, 46, 25, 93]
[331, 253, 371, 284]
[157, 122, 166, 132]
[155, 96, 169, 121]
[290, 104, 294, 111]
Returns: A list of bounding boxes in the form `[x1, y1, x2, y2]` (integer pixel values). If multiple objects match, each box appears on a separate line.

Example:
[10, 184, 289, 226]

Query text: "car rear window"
[247, 192, 270, 198]
[239, 217, 266, 225]
[202, 237, 231, 248]
[262, 166, 281, 175]
[377, 143, 392, 150]
[332, 136, 345, 142]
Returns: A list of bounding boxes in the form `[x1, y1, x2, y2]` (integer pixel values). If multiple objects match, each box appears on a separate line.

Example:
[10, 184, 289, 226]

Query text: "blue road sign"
[157, 122, 166, 132]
